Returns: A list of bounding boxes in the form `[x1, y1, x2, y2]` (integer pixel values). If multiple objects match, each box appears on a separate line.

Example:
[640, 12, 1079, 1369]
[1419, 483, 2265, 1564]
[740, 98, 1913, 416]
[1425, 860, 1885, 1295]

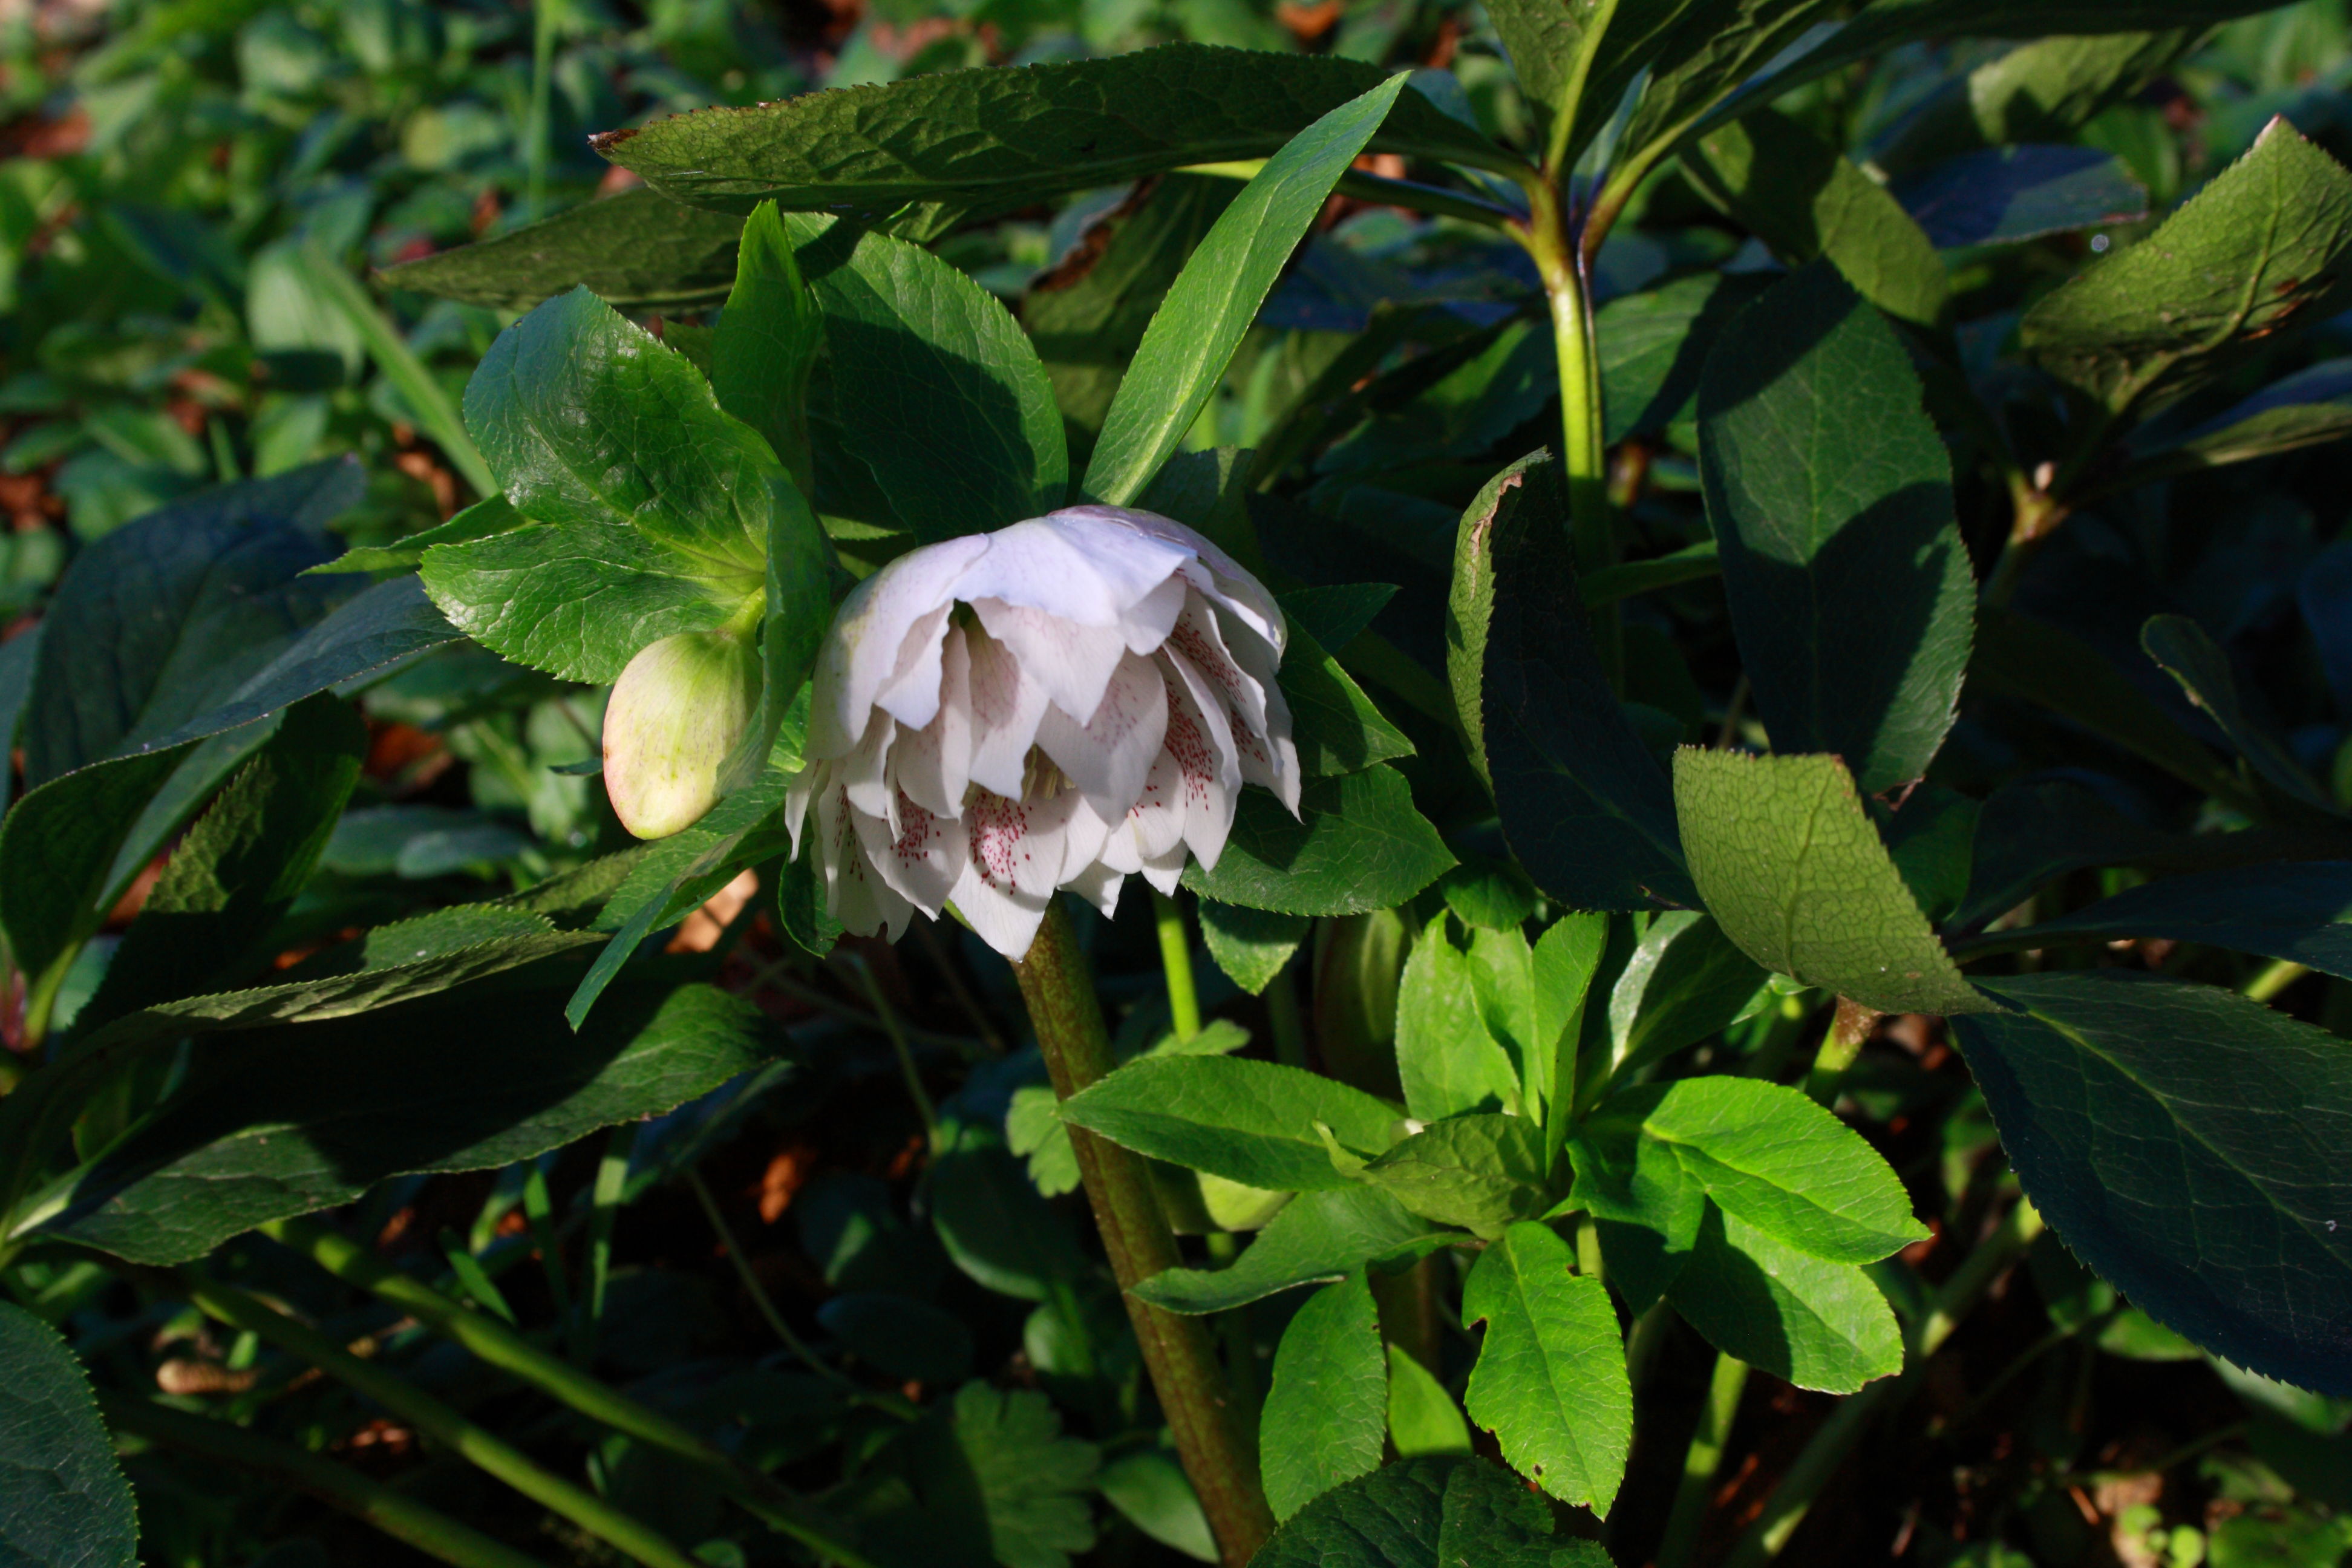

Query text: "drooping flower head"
[785, 506, 1299, 961]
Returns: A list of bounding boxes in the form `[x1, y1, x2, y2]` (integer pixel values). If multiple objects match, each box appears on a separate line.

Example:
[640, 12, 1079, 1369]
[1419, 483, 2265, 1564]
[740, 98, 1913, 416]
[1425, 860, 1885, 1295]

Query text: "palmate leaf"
[590, 46, 1516, 222]
[1953, 970, 2352, 1395]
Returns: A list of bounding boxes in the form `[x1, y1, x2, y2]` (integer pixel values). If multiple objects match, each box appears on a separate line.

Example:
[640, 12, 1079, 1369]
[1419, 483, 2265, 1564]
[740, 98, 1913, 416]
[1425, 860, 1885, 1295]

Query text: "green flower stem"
[1518, 172, 1621, 691]
[1153, 890, 1204, 1040]
[1655, 1353, 1751, 1568]
[849, 954, 942, 1154]
[577, 1123, 633, 1365]
[260, 1217, 880, 1567]
[1721, 1197, 2047, 1568]
[177, 1268, 704, 1568]
[1265, 964, 1309, 1069]
[1805, 999, 1881, 1105]
[100, 1391, 554, 1568]
[1013, 901, 1275, 1568]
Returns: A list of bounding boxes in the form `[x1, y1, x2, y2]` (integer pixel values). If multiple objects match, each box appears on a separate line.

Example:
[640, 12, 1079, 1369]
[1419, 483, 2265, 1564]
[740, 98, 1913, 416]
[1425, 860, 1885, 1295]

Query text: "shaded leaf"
[1181, 765, 1454, 917]
[1892, 145, 2147, 247]
[1132, 1187, 1452, 1314]
[1667, 1206, 1905, 1393]
[381, 186, 745, 312]
[0, 1301, 136, 1568]
[2142, 613, 2336, 814]
[1197, 901, 1309, 996]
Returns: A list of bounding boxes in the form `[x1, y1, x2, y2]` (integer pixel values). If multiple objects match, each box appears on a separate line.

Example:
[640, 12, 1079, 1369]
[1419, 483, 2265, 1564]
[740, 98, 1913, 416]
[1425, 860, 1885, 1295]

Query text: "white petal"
[1120, 575, 1187, 655]
[854, 788, 968, 916]
[1157, 658, 1236, 870]
[872, 603, 955, 733]
[1063, 859, 1126, 918]
[1221, 612, 1301, 814]
[784, 761, 826, 860]
[967, 787, 1082, 900]
[1054, 504, 1287, 655]
[948, 860, 1051, 961]
[1140, 841, 1188, 896]
[964, 622, 1053, 799]
[809, 535, 988, 760]
[952, 514, 1192, 627]
[840, 710, 899, 830]
[1056, 795, 1115, 885]
[894, 625, 973, 818]
[1159, 645, 1241, 795]
[970, 598, 1131, 726]
[1167, 590, 1271, 742]
[817, 782, 914, 940]
[1036, 650, 1169, 821]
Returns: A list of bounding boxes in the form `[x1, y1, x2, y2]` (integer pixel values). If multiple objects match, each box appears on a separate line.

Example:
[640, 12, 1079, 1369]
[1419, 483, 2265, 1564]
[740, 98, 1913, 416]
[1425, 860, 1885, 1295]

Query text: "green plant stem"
[1658, 1353, 1750, 1568]
[577, 1124, 632, 1364]
[1265, 964, 1308, 1069]
[2244, 958, 2310, 1002]
[177, 1269, 704, 1568]
[1805, 999, 1880, 1105]
[1154, 890, 1203, 1041]
[520, 1160, 572, 1327]
[682, 1169, 854, 1388]
[849, 956, 941, 1155]
[524, 0, 561, 222]
[102, 1391, 554, 1568]
[260, 1217, 878, 1566]
[1012, 901, 1275, 1568]
[305, 250, 497, 500]
[1722, 1198, 2047, 1568]
[1518, 174, 1619, 690]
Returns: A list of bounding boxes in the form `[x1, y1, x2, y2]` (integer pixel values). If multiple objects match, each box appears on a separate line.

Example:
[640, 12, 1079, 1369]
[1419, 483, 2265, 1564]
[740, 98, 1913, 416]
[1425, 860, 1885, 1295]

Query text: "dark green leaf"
[134, 576, 462, 755]
[1097, 1451, 1217, 1564]
[1673, 749, 1989, 1015]
[2022, 116, 2352, 414]
[25, 460, 363, 785]
[0, 626, 39, 817]
[785, 212, 1066, 537]
[1875, 30, 2203, 173]
[1084, 75, 1408, 508]
[36, 982, 773, 1266]
[381, 187, 746, 312]
[1486, 0, 1713, 168]
[0, 745, 188, 1005]
[1697, 263, 1973, 791]
[1461, 1221, 1632, 1514]
[2141, 613, 2336, 814]
[309, 495, 525, 576]
[1434, 858, 1541, 932]
[1975, 861, 2352, 979]
[1276, 584, 1397, 656]
[0, 1301, 136, 1568]
[2137, 360, 2352, 474]
[1598, 273, 1772, 445]
[1283, 624, 1415, 779]
[1059, 1054, 1398, 1193]
[932, 1129, 1088, 1303]
[592, 47, 1514, 220]
[1453, 453, 1694, 910]
[947, 1382, 1100, 1568]
[818, 1294, 973, 1385]
[1394, 918, 1522, 1123]
[1132, 1187, 1452, 1314]
[1181, 765, 1454, 917]
[1359, 1115, 1549, 1239]
[1685, 112, 1947, 327]
[1570, 1108, 1707, 1315]
[1262, 1271, 1387, 1520]
[1388, 1345, 1472, 1459]
[1952, 970, 2352, 1394]
[79, 696, 365, 1033]
[1198, 900, 1309, 996]
[1249, 1456, 1612, 1568]
[1667, 1206, 1904, 1393]
[1891, 145, 2147, 248]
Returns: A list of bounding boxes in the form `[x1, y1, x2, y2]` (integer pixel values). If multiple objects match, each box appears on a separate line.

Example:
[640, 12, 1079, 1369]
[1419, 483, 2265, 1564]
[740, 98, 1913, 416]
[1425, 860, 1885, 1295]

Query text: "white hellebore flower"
[785, 505, 1300, 962]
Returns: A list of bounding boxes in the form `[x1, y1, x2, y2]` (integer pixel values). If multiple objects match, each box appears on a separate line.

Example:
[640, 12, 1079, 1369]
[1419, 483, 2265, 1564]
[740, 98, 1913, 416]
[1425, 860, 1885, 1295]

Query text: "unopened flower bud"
[603, 629, 760, 839]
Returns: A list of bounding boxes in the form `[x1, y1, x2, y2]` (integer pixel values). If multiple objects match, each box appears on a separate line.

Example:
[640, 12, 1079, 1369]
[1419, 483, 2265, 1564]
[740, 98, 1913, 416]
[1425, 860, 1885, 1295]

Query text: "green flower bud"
[603, 629, 760, 839]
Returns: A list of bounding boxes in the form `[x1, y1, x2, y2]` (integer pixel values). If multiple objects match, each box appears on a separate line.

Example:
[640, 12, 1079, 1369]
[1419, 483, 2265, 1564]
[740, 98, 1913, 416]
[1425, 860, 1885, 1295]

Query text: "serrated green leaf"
[593, 47, 1513, 220]
[1454, 453, 1693, 910]
[381, 186, 746, 312]
[950, 1382, 1100, 1568]
[783, 212, 1065, 537]
[1361, 1114, 1550, 1239]
[1263, 1271, 1387, 1520]
[1132, 1186, 1452, 1315]
[715, 202, 826, 494]
[1249, 1456, 1612, 1568]
[1685, 113, 1947, 327]
[1673, 749, 1989, 1015]
[1667, 1206, 1905, 1393]
[1982, 861, 2352, 979]
[1598, 272, 1773, 445]
[1197, 900, 1309, 996]
[0, 1301, 136, 1568]
[1059, 1054, 1398, 1192]
[1283, 622, 1415, 779]
[1084, 74, 1408, 508]
[1952, 970, 2352, 1395]
[2136, 360, 2352, 475]
[2022, 116, 2352, 414]
[1387, 1344, 1472, 1459]
[1697, 263, 1973, 792]
[38, 982, 775, 1266]
[1395, 917, 1522, 1124]
[1181, 765, 1453, 916]
[1461, 1220, 1632, 1514]
[1570, 1109, 1707, 1315]
[1604, 1076, 1926, 1263]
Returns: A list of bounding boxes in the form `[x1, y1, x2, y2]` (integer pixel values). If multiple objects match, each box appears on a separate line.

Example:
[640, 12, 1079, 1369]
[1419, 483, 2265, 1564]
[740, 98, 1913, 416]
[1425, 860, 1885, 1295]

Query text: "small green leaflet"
[1668, 1206, 1905, 1394]
[1131, 1187, 1453, 1315]
[1261, 1271, 1387, 1520]
[1461, 1221, 1632, 1515]
[1057, 1054, 1398, 1192]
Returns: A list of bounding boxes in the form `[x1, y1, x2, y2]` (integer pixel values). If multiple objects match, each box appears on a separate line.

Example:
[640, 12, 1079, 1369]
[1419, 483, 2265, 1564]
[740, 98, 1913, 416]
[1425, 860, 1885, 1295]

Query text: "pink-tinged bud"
[603, 629, 759, 839]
